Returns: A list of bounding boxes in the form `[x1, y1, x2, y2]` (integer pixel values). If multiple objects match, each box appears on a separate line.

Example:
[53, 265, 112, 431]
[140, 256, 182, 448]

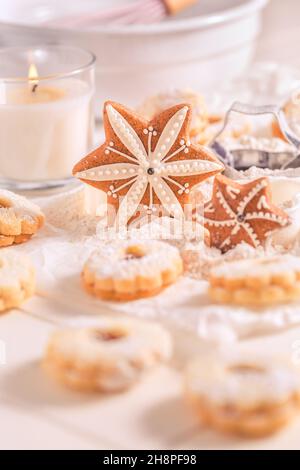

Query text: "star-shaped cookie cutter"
[209, 102, 300, 171]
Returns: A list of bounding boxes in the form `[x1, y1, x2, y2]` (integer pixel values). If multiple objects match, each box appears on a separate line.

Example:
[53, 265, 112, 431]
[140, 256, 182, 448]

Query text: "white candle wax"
[0, 78, 94, 181]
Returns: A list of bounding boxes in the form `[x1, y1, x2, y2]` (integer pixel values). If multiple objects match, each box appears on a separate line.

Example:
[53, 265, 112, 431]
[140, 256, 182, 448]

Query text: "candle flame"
[28, 63, 39, 93]
[28, 63, 39, 84]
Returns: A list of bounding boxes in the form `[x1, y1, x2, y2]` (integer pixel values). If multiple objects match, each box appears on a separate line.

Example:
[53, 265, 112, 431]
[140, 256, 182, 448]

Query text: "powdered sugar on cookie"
[0, 249, 35, 311]
[0, 189, 44, 246]
[186, 354, 300, 408]
[211, 254, 300, 280]
[44, 318, 172, 392]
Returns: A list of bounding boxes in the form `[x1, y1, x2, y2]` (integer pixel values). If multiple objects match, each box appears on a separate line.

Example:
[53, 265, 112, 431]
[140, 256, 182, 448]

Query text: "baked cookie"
[44, 318, 173, 392]
[136, 89, 210, 139]
[73, 101, 223, 227]
[194, 174, 290, 253]
[0, 189, 44, 246]
[185, 354, 300, 437]
[209, 255, 300, 306]
[0, 249, 35, 311]
[82, 239, 183, 301]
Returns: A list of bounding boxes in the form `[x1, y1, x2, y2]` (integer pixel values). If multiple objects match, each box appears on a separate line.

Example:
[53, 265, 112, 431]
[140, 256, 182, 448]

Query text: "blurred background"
[0, 0, 295, 110]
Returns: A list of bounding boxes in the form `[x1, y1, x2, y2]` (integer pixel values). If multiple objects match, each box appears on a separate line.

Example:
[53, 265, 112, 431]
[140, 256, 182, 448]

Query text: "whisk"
[45, 0, 198, 28]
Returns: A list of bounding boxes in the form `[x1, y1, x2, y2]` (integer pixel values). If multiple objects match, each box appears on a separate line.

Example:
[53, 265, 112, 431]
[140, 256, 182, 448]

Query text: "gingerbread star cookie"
[195, 174, 290, 252]
[73, 101, 223, 226]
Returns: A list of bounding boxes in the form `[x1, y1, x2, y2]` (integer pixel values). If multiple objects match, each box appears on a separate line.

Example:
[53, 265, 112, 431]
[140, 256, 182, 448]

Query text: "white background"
[2, 0, 300, 451]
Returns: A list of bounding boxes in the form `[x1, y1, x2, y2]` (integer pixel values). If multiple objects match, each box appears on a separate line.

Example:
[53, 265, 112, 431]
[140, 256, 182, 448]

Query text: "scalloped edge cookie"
[0, 189, 44, 246]
[82, 239, 183, 301]
[43, 318, 173, 392]
[209, 255, 300, 306]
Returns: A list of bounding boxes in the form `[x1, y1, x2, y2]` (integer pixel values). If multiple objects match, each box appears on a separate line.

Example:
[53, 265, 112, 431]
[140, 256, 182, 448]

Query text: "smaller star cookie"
[0, 189, 44, 247]
[0, 249, 35, 312]
[194, 174, 290, 252]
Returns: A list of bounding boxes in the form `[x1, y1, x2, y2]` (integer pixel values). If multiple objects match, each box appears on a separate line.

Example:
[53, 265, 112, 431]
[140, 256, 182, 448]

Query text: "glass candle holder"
[0, 45, 95, 191]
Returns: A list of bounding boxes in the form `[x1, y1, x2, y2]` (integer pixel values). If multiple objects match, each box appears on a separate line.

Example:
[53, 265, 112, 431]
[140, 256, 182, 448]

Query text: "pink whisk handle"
[164, 0, 197, 15]
[44, 0, 197, 28]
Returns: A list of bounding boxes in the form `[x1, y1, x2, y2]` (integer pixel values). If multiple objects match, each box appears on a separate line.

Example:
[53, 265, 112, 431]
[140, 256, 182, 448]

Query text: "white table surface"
[2, 0, 300, 450]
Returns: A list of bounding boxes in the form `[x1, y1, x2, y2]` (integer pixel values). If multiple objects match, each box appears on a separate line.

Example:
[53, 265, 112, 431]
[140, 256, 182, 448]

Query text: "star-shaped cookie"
[73, 101, 224, 226]
[194, 174, 290, 252]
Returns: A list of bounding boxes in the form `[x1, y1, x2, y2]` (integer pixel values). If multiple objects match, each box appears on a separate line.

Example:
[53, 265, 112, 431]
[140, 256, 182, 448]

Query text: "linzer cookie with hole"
[0, 189, 44, 247]
[73, 101, 223, 227]
[209, 255, 300, 306]
[193, 174, 290, 253]
[43, 318, 173, 392]
[82, 239, 183, 301]
[0, 249, 35, 312]
[185, 354, 300, 437]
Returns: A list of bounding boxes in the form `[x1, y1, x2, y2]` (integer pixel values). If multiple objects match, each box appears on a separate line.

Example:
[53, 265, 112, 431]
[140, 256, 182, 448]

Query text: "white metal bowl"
[0, 0, 269, 109]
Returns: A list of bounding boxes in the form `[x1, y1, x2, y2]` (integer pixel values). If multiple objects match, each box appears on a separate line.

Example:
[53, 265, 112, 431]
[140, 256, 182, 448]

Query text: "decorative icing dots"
[105, 141, 115, 155]
[143, 126, 158, 137]
[107, 185, 116, 198]
[74, 103, 223, 226]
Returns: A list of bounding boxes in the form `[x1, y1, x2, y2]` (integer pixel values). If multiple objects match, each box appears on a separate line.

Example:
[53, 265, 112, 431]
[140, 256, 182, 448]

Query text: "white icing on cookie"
[226, 186, 240, 200]
[202, 177, 290, 251]
[76, 103, 223, 225]
[257, 195, 270, 210]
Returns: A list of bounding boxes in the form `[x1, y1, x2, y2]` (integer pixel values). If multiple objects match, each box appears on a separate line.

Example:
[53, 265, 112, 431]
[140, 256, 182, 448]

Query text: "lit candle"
[0, 46, 95, 189]
[7, 63, 67, 105]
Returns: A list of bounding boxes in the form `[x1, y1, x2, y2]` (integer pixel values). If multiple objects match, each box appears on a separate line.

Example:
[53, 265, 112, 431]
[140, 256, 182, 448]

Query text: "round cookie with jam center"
[185, 354, 300, 437]
[82, 239, 183, 301]
[43, 318, 173, 392]
[209, 255, 300, 307]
